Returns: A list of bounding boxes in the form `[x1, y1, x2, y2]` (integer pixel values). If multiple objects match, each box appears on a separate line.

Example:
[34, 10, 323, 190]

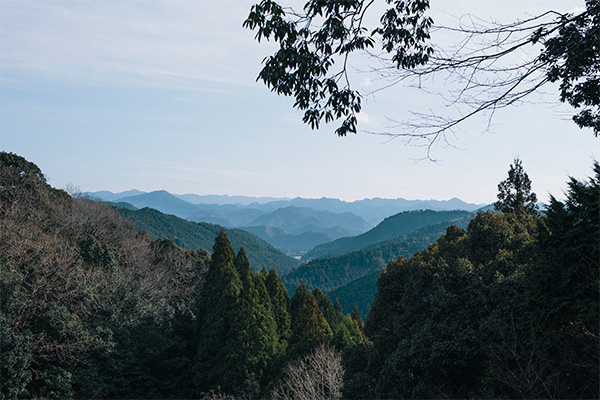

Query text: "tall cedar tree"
[288, 281, 332, 360]
[312, 288, 342, 329]
[194, 229, 243, 395]
[265, 269, 291, 347]
[230, 248, 278, 397]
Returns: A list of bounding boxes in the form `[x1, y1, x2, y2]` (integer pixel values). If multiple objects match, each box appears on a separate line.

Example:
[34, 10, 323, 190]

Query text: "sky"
[1, 0, 597, 205]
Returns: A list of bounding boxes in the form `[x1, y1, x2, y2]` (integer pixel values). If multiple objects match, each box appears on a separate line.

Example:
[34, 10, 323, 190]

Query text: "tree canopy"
[245, 0, 599, 147]
[494, 157, 538, 215]
[342, 161, 599, 399]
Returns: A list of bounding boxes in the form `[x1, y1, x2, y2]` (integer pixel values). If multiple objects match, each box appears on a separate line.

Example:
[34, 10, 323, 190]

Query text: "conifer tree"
[494, 158, 538, 215]
[351, 304, 364, 333]
[288, 282, 332, 359]
[523, 162, 600, 397]
[331, 315, 365, 350]
[230, 248, 279, 397]
[265, 269, 291, 346]
[313, 288, 341, 329]
[194, 229, 243, 395]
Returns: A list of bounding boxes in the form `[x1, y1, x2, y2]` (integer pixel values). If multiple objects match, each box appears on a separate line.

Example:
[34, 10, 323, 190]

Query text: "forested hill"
[1, 153, 211, 398]
[327, 270, 379, 319]
[0, 152, 367, 399]
[285, 215, 473, 295]
[115, 206, 301, 275]
[303, 209, 473, 260]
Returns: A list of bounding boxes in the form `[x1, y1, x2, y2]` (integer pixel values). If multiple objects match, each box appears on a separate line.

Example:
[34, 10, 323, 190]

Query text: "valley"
[88, 189, 487, 315]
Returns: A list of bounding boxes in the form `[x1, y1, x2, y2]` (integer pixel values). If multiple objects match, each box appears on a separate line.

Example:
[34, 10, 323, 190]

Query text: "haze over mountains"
[85, 188, 487, 316]
[86, 189, 486, 257]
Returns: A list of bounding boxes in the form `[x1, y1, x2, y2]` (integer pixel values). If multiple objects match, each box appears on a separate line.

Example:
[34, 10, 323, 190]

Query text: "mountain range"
[302, 209, 474, 260]
[86, 190, 486, 256]
[85, 189, 491, 318]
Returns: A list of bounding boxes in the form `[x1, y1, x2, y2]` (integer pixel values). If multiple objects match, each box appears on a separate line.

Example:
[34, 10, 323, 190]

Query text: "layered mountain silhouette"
[86, 190, 486, 257]
[302, 210, 474, 260]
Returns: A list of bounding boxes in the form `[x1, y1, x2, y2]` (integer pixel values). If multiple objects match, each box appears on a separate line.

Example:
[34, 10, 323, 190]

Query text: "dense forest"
[344, 160, 600, 399]
[1, 152, 598, 399]
[0, 153, 363, 398]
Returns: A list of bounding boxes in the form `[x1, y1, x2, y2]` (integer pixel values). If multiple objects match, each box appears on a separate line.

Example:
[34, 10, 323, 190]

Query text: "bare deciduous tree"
[272, 344, 344, 400]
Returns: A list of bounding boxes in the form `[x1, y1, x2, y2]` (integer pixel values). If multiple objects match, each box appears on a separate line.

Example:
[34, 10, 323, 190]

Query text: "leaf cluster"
[541, 0, 600, 134]
[244, 0, 433, 136]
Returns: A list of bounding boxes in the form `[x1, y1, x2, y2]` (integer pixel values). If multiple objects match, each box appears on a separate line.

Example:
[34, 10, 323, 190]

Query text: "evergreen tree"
[311, 289, 364, 350]
[494, 157, 538, 215]
[288, 282, 332, 360]
[522, 161, 600, 397]
[265, 269, 291, 347]
[351, 304, 364, 333]
[343, 214, 540, 399]
[312, 288, 343, 330]
[230, 248, 279, 397]
[194, 229, 243, 396]
[331, 315, 364, 350]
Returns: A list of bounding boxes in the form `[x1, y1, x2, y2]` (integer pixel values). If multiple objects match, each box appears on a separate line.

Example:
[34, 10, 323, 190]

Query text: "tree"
[272, 344, 344, 400]
[522, 161, 600, 397]
[494, 158, 538, 215]
[229, 248, 279, 397]
[194, 230, 243, 395]
[265, 268, 292, 347]
[245, 0, 599, 150]
[288, 282, 332, 359]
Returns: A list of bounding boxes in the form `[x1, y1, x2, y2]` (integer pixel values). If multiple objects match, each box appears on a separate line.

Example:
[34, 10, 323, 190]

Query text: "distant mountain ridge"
[252, 196, 484, 225]
[247, 206, 371, 235]
[86, 190, 486, 222]
[173, 193, 291, 205]
[302, 210, 474, 260]
[117, 190, 199, 219]
[85, 190, 487, 255]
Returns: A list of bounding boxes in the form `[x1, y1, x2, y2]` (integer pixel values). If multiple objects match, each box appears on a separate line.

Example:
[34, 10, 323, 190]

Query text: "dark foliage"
[246, 0, 599, 142]
[342, 163, 599, 399]
[494, 157, 538, 215]
[244, 0, 432, 136]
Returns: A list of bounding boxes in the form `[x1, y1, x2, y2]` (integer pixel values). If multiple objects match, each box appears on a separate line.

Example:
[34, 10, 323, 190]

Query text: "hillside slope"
[116, 206, 300, 275]
[285, 215, 473, 293]
[241, 225, 334, 255]
[303, 209, 473, 260]
[327, 270, 380, 319]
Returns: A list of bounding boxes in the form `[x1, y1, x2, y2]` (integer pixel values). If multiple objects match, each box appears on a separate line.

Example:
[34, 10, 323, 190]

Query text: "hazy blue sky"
[1, 0, 596, 204]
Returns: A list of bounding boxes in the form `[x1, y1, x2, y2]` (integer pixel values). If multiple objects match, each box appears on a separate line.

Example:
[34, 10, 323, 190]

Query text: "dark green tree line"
[342, 160, 599, 399]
